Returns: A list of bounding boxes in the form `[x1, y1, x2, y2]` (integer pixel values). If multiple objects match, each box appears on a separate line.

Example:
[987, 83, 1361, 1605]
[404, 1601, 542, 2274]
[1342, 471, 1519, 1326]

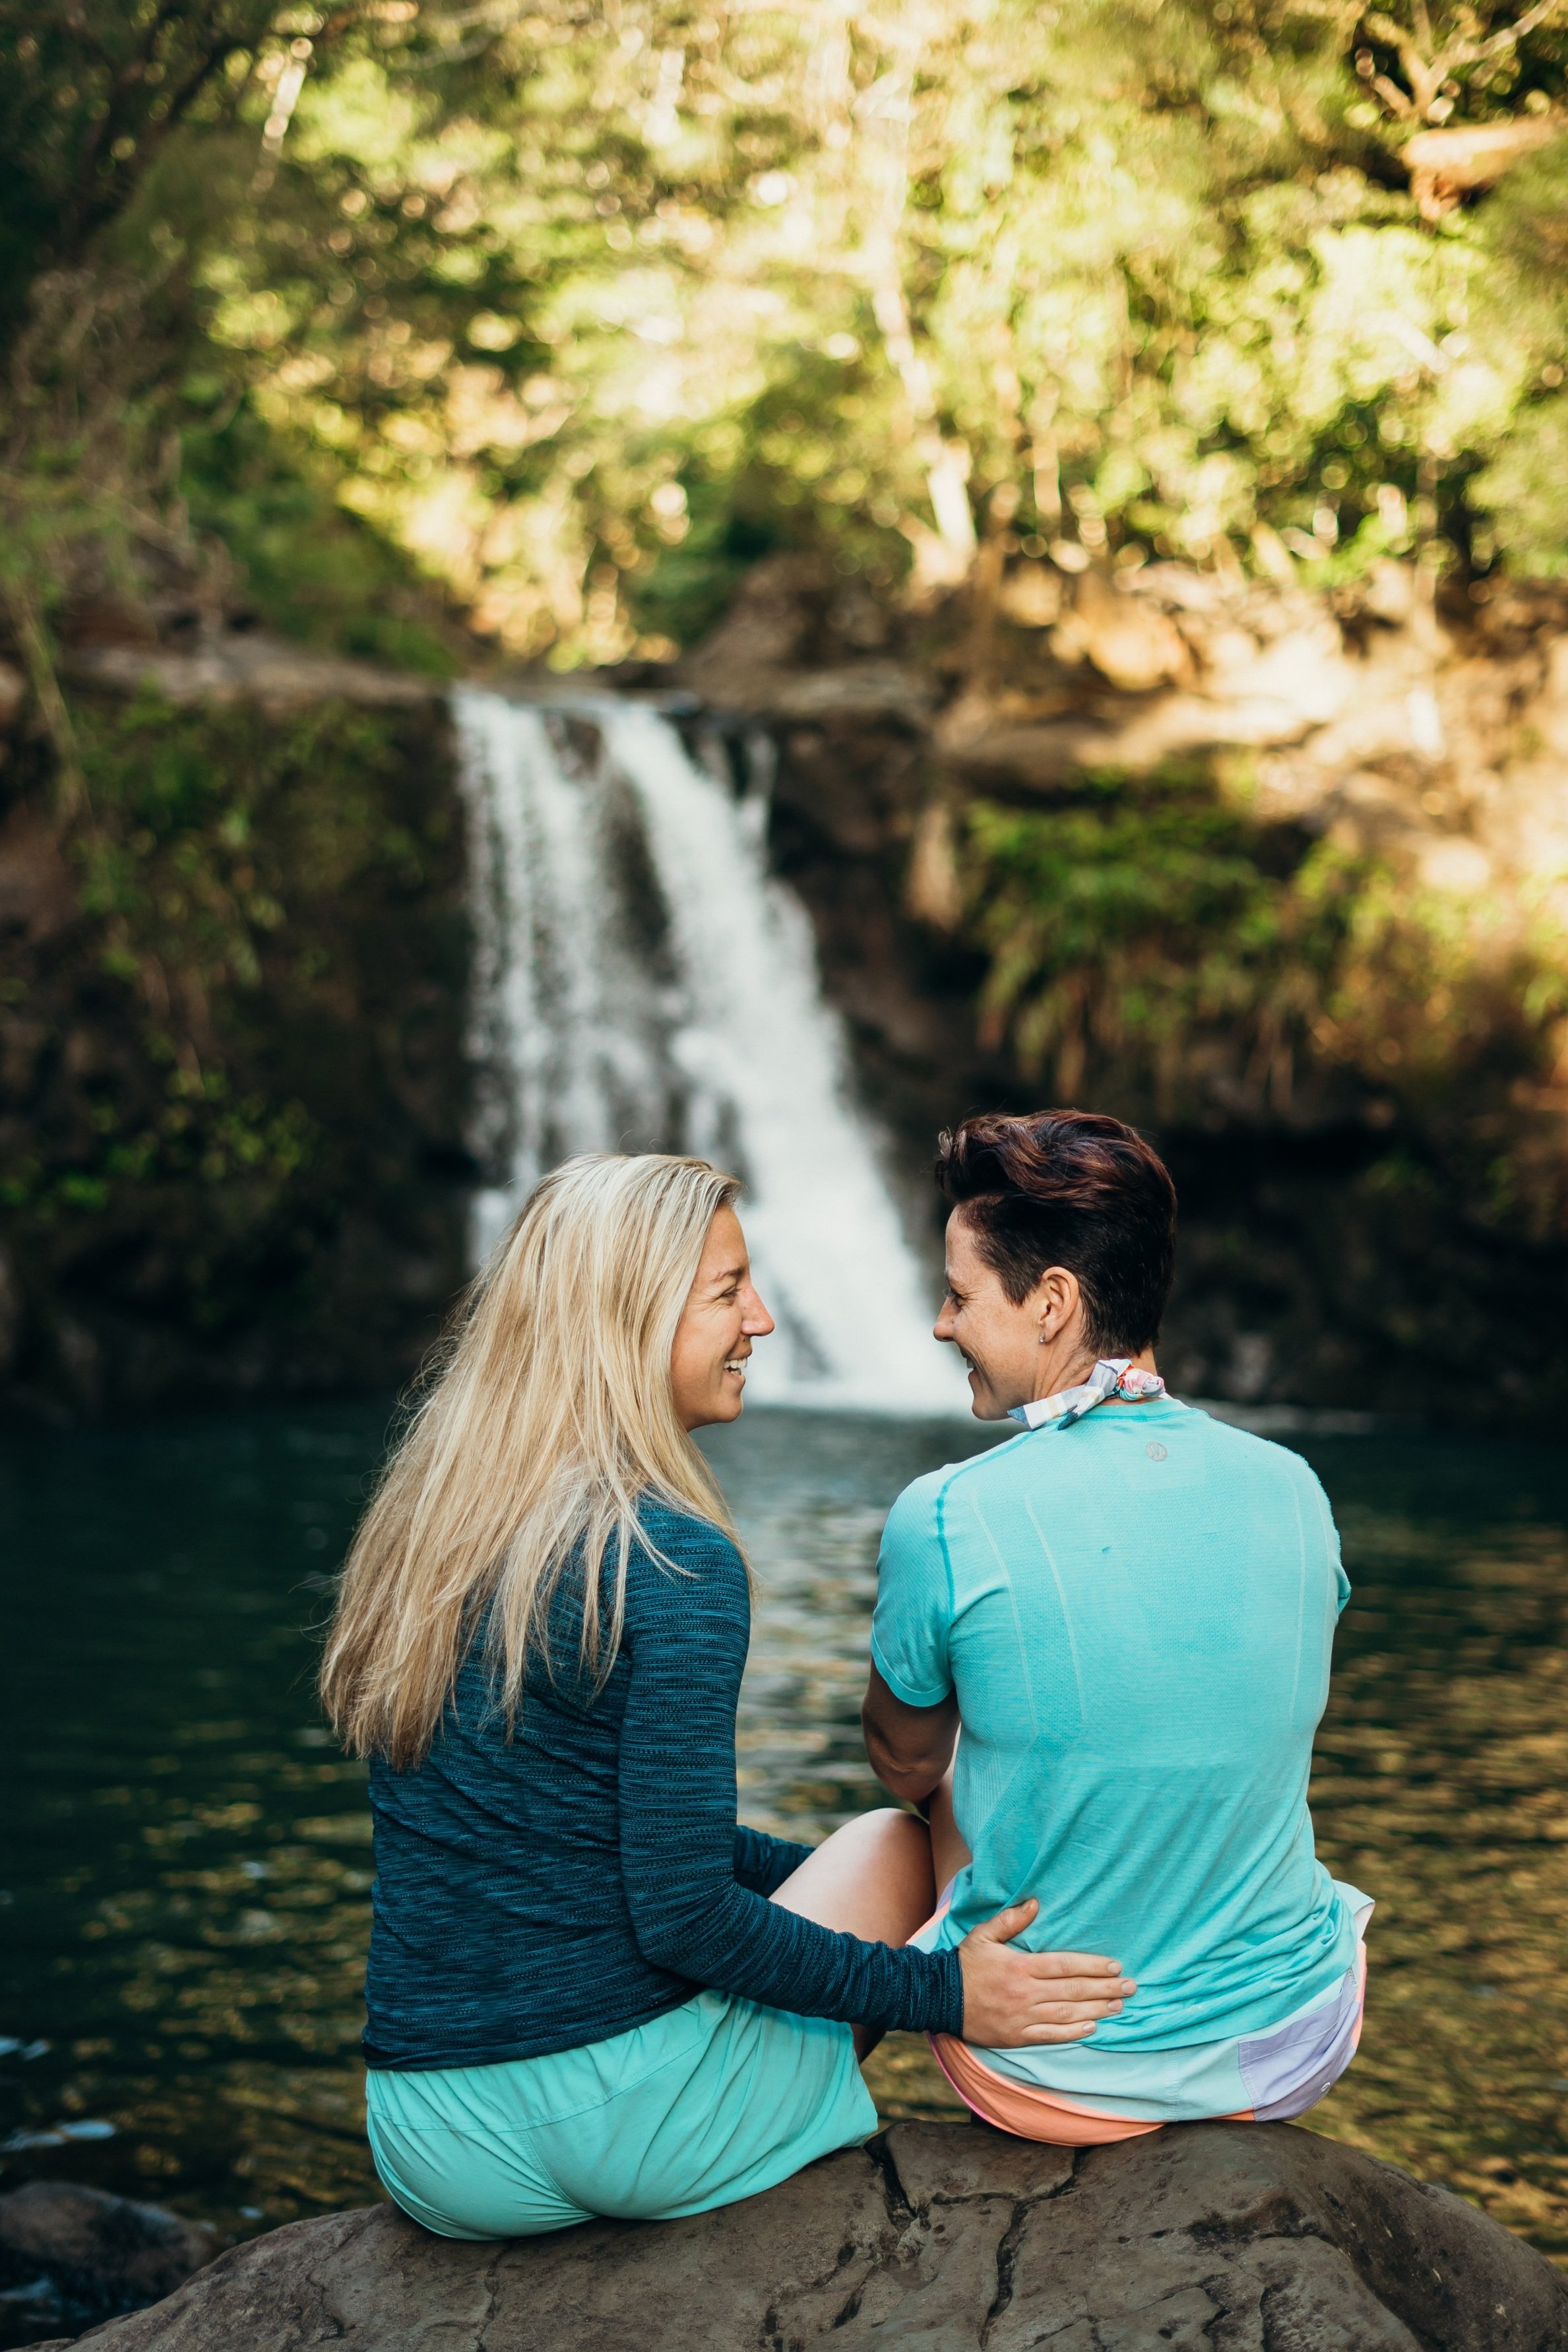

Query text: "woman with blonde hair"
[323, 1153, 1129, 2239]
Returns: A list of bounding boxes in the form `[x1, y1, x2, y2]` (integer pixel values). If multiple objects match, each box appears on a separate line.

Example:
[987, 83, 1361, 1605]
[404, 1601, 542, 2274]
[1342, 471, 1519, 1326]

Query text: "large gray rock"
[36, 2120, 1568, 2351]
[0, 2179, 216, 2337]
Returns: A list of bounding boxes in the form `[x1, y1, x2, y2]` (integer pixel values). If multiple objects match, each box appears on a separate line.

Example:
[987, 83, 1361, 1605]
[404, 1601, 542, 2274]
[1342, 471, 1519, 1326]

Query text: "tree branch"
[1472, 0, 1568, 57]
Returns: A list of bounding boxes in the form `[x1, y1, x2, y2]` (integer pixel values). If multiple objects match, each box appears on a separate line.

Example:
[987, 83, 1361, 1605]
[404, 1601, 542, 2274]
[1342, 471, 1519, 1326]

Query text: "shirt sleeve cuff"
[870, 1632, 953, 1711]
[914, 1945, 966, 2037]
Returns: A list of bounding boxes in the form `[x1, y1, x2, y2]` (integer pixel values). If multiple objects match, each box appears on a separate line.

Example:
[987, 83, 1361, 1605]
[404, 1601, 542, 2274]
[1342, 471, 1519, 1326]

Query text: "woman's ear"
[1034, 1265, 1082, 1341]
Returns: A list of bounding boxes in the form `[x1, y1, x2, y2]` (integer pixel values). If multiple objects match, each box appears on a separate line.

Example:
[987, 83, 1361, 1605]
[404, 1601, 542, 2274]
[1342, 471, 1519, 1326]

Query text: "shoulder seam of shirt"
[922, 1428, 1038, 1510]
[933, 1471, 955, 1624]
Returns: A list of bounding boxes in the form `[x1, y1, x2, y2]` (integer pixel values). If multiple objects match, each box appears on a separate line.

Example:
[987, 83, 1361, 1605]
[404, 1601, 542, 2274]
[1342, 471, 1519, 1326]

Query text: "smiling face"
[934, 1209, 1093, 1421]
[669, 1205, 776, 1431]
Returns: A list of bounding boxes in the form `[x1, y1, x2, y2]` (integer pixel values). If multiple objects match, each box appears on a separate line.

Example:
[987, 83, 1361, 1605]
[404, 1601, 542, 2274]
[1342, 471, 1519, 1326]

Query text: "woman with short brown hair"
[865, 1109, 1371, 2145]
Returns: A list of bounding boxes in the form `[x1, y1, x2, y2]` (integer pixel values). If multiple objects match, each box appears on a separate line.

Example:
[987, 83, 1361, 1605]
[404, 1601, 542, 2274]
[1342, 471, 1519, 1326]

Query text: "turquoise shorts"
[363, 1987, 878, 2238]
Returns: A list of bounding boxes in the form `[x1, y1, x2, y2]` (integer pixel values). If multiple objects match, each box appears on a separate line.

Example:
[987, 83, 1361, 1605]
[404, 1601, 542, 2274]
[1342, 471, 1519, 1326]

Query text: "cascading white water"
[454, 684, 965, 1414]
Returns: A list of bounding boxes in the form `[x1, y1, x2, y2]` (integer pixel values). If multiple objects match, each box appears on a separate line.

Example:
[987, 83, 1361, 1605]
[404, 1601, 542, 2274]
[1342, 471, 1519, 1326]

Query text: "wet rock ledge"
[23, 2120, 1568, 2351]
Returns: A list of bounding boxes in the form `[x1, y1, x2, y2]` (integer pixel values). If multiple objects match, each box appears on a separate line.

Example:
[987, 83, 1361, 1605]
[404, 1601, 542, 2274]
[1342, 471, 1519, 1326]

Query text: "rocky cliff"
[660, 554, 1568, 1424]
[0, 631, 471, 1420]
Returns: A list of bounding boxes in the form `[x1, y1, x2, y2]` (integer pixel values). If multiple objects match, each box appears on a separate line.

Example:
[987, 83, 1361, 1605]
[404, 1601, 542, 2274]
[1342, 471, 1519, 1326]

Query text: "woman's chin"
[966, 1373, 1015, 1424]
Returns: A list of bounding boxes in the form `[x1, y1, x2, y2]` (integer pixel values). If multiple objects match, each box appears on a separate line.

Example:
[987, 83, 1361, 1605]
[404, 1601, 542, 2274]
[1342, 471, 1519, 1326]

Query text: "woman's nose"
[741, 1284, 775, 1336]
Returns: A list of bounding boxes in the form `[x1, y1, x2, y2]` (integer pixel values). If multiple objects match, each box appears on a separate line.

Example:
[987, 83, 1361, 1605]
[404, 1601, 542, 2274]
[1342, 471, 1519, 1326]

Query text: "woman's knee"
[828, 1806, 934, 1891]
[839, 1804, 926, 1851]
[770, 1806, 935, 1943]
[859, 1804, 935, 1873]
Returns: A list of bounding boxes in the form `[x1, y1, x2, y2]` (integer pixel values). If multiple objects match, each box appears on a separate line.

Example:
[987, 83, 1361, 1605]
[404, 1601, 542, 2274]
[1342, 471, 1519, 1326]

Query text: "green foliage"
[0, 0, 478, 708]
[2, 689, 465, 1331]
[7, 0, 1568, 659]
[176, 389, 461, 668]
[236, 0, 1568, 645]
[964, 759, 1568, 1239]
[0, 0, 285, 327]
[1471, 137, 1568, 569]
[630, 493, 785, 656]
[966, 769, 1367, 1110]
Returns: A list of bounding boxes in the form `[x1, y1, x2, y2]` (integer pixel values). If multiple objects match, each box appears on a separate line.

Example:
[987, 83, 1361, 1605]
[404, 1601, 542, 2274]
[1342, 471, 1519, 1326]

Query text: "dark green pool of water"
[1, 1401, 1565, 2342]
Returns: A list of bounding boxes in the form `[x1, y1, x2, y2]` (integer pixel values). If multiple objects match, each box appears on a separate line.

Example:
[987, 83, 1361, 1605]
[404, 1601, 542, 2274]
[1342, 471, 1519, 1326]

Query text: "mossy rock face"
[26, 2121, 1568, 2351]
[0, 687, 471, 1418]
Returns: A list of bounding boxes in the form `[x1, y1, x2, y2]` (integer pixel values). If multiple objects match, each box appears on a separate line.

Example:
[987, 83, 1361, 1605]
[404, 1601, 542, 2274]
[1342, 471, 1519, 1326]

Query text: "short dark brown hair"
[935, 1110, 1177, 1354]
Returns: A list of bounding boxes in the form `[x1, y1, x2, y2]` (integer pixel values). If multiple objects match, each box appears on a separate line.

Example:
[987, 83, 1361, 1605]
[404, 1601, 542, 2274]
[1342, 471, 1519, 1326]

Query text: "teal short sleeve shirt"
[872, 1397, 1356, 2060]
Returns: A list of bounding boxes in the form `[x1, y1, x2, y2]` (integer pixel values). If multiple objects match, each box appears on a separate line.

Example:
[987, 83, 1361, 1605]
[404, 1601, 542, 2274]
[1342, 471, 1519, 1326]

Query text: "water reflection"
[1, 1399, 1565, 2341]
[1303, 1442, 1568, 2257]
[0, 1403, 382, 2287]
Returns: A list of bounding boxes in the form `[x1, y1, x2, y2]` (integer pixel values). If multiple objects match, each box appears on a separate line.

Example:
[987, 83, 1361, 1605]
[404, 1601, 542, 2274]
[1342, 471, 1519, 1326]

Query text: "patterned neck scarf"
[1007, 1356, 1167, 1431]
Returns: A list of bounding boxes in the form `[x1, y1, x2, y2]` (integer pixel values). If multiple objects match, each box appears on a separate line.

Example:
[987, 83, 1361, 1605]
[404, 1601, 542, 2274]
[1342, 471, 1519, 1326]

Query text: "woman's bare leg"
[770, 1809, 935, 2058]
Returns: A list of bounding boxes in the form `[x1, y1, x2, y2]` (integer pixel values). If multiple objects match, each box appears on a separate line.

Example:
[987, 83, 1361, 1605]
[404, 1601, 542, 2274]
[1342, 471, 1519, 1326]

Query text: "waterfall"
[454, 685, 964, 1414]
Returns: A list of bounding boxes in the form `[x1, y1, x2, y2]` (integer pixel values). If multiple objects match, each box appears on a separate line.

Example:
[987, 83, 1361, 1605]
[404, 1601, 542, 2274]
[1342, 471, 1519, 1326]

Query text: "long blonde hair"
[321, 1153, 743, 1767]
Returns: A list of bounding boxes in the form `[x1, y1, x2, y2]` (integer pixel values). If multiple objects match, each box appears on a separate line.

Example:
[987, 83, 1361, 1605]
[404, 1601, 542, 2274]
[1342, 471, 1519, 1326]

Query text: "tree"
[3, 0, 1567, 669]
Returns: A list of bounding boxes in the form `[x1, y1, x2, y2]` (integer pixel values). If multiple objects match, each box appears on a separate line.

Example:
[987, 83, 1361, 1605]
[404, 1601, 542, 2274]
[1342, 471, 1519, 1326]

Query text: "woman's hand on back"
[958, 1899, 1134, 2046]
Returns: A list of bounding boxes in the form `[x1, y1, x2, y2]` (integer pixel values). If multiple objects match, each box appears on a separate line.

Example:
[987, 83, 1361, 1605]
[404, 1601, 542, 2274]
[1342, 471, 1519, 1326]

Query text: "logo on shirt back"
[1146, 1441, 1168, 1461]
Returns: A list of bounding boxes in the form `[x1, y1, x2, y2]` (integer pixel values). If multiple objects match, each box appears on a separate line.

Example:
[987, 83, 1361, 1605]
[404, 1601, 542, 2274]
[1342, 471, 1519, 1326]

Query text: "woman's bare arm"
[862, 1663, 959, 1804]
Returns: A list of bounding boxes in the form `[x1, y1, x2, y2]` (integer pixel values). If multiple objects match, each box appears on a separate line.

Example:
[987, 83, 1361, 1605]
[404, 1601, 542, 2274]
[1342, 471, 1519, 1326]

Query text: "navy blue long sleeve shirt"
[363, 1500, 964, 2068]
